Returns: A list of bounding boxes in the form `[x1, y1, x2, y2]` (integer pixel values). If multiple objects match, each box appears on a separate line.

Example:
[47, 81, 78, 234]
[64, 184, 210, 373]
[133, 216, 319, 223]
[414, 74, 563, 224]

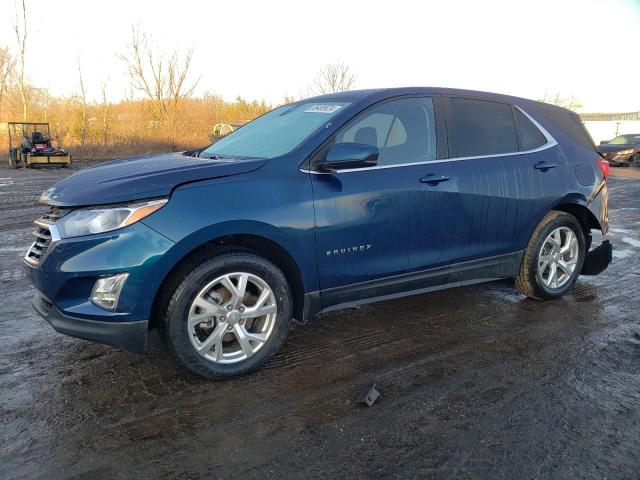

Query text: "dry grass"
[1, 96, 272, 162]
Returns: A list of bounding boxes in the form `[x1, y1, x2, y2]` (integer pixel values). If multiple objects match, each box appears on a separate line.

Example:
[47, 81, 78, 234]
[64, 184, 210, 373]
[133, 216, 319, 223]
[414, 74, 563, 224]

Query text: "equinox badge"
[326, 244, 372, 256]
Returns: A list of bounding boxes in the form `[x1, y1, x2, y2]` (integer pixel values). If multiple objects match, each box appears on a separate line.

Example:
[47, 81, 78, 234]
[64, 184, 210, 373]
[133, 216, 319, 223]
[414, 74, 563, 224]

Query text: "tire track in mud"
[265, 269, 635, 376]
[267, 301, 481, 370]
[98, 292, 611, 450]
[88, 291, 537, 445]
[0, 167, 65, 232]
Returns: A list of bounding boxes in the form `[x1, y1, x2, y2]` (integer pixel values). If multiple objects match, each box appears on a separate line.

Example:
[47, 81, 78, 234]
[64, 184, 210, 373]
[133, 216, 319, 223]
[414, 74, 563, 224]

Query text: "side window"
[514, 108, 547, 151]
[447, 97, 518, 157]
[340, 112, 394, 148]
[334, 97, 437, 166]
[386, 118, 407, 147]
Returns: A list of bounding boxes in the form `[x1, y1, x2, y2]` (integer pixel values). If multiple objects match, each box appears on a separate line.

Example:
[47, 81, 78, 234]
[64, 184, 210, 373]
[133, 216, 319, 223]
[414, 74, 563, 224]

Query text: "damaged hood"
[40, 152, 267, 207]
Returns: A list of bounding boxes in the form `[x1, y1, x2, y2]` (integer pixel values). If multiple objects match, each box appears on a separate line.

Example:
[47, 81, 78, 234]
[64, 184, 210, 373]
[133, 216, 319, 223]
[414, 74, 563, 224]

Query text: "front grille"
[24, 206, 68, 266]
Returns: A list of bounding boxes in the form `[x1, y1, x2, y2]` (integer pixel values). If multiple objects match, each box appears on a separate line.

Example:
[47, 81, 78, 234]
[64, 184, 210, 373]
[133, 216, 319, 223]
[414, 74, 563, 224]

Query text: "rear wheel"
[515, 211, 586, 300]
[159, 252, 292, 379]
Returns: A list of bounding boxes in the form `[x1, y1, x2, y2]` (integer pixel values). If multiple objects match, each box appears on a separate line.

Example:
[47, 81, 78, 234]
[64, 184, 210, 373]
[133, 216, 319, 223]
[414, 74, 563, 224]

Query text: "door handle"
[420, 174, 450, 186]
[534, 161, 557, 171]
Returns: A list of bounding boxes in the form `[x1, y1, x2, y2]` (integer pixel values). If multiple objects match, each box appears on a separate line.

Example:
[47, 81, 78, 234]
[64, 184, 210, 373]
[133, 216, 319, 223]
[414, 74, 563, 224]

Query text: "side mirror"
[600, 140, 608, 145]
[318, 143, 379, 172]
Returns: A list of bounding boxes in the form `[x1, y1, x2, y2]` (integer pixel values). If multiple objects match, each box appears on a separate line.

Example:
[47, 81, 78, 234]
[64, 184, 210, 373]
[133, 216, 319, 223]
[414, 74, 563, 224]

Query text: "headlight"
[56, 199, 167, 238]
[615, 149, 634, 156]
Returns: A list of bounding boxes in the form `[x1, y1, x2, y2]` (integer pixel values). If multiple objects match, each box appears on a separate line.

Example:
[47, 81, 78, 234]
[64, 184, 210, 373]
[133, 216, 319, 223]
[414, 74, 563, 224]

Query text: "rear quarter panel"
[522, 102, 608, 235]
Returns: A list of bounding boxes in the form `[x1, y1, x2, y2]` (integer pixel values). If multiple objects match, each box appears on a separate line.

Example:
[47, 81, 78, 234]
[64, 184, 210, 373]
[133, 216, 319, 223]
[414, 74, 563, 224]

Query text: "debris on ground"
[364, 383, 381, 407]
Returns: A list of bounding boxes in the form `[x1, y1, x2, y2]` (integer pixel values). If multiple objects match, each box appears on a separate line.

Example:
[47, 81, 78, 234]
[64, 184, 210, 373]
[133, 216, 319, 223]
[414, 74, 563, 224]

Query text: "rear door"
[408, 96, 548, 270]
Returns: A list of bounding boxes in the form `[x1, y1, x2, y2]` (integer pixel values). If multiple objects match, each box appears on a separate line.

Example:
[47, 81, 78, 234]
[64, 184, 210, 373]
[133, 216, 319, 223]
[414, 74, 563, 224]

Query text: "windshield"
[201, 101, 350, 159]
[609, 134, 640, 145]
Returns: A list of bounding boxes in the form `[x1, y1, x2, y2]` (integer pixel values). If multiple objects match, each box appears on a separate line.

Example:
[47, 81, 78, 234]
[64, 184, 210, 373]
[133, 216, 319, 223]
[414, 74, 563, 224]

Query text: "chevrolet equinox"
[26, 88, 612, 378]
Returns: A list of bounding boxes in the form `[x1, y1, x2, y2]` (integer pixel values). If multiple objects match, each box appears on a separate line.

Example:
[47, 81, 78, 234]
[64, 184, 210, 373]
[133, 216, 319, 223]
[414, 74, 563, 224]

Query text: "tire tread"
[157, 249, 292, 379]
[515, 211, 584, 300]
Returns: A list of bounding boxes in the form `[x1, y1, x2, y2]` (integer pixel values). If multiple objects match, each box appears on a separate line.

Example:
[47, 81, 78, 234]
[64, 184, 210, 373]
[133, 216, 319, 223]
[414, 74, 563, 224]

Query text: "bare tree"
[0, 47, 14, 111]
[312, 62, 356, 95]
[540, 91, 583, 111]
[118, 26, 199, 149]
[77, 59, 88, 145]
[281, 95, 297, 105]
[100, 80, 111, 145]
[41, 87, 49, 122]
[14, 0, 27, 120]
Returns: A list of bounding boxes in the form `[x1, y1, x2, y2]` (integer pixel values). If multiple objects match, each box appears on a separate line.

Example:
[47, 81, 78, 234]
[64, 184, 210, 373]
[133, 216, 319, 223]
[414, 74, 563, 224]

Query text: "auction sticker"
[304, 104, 343, 113]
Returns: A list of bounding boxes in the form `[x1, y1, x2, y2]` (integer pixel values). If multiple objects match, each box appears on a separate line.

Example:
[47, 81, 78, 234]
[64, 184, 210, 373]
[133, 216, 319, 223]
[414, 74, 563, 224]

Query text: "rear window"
[514, 108, 547, 151]
[447, 98, 518, 157]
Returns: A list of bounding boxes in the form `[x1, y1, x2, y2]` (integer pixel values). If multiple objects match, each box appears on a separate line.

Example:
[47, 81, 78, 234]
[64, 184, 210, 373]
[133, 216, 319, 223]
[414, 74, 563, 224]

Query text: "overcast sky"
[0, 0, 639, 112]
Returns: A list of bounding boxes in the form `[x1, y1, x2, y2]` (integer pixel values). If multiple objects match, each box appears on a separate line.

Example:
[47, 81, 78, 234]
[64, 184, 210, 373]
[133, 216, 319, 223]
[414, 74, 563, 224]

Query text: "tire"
[515, 211, 586, 300]
[631, 153, 640, 168]
[159, 252, 292, 379]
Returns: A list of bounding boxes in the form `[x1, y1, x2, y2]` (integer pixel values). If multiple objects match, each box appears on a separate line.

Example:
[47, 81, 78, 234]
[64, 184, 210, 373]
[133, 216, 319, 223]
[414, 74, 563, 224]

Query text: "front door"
[310, 97, 439, 301]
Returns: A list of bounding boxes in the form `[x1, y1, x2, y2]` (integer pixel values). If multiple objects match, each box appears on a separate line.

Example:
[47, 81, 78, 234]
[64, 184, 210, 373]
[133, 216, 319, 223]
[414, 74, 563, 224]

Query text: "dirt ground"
[1, 163, 639, 479]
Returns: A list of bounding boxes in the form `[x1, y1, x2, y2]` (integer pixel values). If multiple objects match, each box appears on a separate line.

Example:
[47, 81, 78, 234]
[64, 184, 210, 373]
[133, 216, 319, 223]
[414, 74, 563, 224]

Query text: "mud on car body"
[25, 88, 612, 378]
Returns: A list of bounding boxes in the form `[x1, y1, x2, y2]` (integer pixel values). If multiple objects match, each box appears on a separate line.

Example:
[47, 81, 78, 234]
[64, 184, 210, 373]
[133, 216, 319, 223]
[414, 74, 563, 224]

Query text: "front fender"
[140, 169, 318, 294]
[172, 220, 317, 291]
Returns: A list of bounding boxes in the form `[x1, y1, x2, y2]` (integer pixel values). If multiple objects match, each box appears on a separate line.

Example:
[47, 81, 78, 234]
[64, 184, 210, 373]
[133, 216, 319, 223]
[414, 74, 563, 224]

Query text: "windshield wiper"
[201, 153, 231, 160]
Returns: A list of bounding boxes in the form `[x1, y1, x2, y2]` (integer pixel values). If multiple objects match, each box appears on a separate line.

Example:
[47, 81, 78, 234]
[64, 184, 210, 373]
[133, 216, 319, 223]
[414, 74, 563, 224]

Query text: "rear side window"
[531, 106, 596, 151]
[447, 98, 518, 157]
[570, 113, 597, 149]
[514, 108, 547, 151]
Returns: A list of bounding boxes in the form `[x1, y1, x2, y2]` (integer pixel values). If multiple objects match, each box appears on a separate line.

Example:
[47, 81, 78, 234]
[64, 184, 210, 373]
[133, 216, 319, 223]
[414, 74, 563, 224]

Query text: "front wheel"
[515, 211, 586, 300]
[159, 252, 292, 379]
[631, 153, 640, 168]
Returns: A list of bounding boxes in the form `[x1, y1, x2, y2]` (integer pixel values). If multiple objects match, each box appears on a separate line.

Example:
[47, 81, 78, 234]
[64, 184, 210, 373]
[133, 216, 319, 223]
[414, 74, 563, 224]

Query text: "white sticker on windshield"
[304, 104, 343, 114]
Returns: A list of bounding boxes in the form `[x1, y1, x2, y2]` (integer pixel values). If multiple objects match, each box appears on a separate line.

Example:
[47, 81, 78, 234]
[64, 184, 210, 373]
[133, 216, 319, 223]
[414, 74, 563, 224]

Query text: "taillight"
[598, 159, 610, 180]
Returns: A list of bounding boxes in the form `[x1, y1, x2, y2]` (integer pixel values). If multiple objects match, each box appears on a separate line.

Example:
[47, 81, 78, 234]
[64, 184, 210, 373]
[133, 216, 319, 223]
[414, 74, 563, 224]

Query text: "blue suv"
[25, 88, 612, 378]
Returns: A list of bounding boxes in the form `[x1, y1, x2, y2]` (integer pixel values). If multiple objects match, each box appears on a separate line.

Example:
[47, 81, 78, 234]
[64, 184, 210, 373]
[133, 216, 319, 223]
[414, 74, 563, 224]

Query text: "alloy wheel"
[187, 272, 277, 364]
[536, 227, 579, 289]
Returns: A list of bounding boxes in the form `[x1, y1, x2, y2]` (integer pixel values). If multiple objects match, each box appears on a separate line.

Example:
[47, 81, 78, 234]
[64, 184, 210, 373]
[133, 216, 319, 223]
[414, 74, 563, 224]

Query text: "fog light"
[91, 273, 129, 310]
